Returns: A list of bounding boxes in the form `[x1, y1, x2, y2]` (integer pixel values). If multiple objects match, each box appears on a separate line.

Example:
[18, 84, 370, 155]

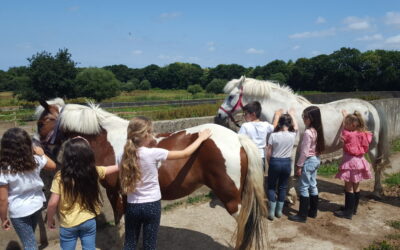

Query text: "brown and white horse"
[36, 98, 267, 250]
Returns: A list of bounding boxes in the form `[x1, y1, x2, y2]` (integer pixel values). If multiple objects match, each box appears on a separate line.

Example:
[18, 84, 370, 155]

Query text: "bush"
[206, 79, 226, 94]
[138, 80, 151, 90]
[187, 84, 203, 95]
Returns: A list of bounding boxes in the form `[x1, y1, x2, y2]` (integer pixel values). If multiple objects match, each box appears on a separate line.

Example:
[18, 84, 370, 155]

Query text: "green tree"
[269, 72, 287, 84]
[209, 64, 246, 81]
[138, 79, 151, 90]
[19, 49, 78, 101]
[187, 84, 203, 95]
[103, 64, 134, 83]
[75, 68, 120, 101]
[206, 79, 226, 94]
[120, 78, 139, 92]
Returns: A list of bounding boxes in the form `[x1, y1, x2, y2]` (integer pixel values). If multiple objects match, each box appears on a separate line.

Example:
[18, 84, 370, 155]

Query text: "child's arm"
[33, 146, 56, 171]
[266, 145, 272, 163]
[0, 185, 10, 230]
[104, 165, 119, 175]
[47, 193, 59, 230]
[288, 108, 298, 131]
[167, 129, 212, 160]
[272, 109, 284, 127]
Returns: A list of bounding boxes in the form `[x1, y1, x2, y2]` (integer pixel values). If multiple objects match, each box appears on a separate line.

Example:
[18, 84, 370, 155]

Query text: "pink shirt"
[127, 147, 168, 204]
[342, 129, 372, 156]
[296, 128, 317, 167]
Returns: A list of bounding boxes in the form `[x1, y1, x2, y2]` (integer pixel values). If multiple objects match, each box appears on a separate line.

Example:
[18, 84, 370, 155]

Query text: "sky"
[1, 0, 399, 70]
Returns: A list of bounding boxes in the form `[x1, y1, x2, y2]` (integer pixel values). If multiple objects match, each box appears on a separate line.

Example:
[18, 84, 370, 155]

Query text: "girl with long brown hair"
[120, 116, 211, 250]
[289, 106, 325, 223]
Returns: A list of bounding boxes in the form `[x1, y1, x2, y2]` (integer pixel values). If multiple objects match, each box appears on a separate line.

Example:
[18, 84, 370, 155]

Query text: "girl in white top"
[0, 128, 56, 250]
[266, 109, 298, 220]
[238, 101, 274, 172]
[119, 116, 211, 250]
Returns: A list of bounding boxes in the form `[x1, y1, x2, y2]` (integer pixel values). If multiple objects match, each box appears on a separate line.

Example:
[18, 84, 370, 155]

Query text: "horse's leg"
[368, 148, 384, 198]
[286, 145, 298, 204]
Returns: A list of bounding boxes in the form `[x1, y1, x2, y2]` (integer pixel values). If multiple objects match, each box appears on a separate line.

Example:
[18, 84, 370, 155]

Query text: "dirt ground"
[1, 153, 400, 250]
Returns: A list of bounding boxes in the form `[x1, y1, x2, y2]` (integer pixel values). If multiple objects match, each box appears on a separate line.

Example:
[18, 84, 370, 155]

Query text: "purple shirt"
[296, 128, 317, 167]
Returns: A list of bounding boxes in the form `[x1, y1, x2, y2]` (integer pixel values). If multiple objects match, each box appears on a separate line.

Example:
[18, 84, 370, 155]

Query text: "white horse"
[216, 76, 390, 197]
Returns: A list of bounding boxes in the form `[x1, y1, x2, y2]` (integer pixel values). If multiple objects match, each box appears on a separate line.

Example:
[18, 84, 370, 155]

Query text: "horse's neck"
[97, 118, 129, 162]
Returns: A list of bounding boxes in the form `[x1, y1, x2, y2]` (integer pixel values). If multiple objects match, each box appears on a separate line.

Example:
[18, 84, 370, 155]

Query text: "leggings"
[124, 200, 161, 250]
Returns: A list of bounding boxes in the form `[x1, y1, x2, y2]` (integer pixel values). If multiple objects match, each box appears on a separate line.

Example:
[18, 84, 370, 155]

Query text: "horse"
[216, 76, 390, 198]
[36, 98, 267, 250]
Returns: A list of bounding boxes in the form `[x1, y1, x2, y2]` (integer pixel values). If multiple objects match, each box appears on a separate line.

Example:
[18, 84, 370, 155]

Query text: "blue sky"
[1, 1, 399, 70]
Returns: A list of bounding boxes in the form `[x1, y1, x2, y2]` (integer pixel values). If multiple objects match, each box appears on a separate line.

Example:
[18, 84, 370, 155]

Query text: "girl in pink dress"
[334, 110, 372, 219]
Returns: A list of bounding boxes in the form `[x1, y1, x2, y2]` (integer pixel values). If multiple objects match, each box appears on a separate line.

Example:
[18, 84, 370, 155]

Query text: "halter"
[219, 87, 244, 127]
[41, 107, 63, 147]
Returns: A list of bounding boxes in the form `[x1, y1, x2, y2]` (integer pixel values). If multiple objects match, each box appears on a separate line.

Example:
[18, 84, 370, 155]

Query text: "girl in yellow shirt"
[46, 137, 118, 250]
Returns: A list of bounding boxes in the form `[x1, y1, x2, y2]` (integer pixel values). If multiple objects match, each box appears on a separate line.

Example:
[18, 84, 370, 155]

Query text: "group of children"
[0, 120, 211, 250]
[239, 101, 373, 223]
[0, 100, 373, 249]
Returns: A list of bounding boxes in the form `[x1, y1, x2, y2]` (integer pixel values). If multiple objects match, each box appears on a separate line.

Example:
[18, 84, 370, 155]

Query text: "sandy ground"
[1, 154, 400, 250]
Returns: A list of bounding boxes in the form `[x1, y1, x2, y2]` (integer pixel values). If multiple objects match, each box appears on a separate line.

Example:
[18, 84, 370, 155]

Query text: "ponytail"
[119, 139, 142, 194]
[353, 111, 367, 132]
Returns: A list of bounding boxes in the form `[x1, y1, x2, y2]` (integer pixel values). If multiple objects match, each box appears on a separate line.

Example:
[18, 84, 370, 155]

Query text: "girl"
[0, 127, 56, 250]
[266, 109, 298, 220]
[334, 110, 372, 219]
[238, 101, 274, 172]
[46, 137, 119, 250]
[120, 116, 211, 250]
[289, 106, 325, 223]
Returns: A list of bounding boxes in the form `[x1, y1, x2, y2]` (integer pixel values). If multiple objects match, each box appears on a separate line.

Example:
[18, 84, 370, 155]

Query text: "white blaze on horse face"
[184, 124, 243, 190]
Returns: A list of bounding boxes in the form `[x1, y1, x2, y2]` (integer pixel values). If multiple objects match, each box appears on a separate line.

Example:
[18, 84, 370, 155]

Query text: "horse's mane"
[223, 76, 311, 105]
[37, 98, 127, 135]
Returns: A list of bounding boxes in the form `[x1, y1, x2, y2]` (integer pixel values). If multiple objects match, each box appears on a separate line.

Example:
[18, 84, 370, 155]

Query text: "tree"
[120, 78, 139, 92]
[187, 84, 203, 95]
[209, 64, 246, 81]
[103, 64, 133, 83]
[269, 73, 287, 84]
[18, 49, 78, 101]
[75, 68, 120, 101]
[138, 79, 151, 90]
[206, 79, 226, 94]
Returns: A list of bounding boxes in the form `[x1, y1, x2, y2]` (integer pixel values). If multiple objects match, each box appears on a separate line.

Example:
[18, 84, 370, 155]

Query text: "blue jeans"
[10, 209, 41, 250]
[267, 157, 291, 202]
[59, 218, 96, 250]
[299, 156, 320, 197]
[124, 200, 161, 250]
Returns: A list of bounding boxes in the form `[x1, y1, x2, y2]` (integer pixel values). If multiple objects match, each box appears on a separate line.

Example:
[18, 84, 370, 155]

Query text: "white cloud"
[311, 51, 320, 56]
[246, 48, 264, 54]
[316, 16, 326, 24]
[385, 12, 400, 28]
[385, 34, 400, 45]
[355, 34, 383, 41]
[289, 28, 336, 39]
[159, 12, 181, 20]
[158, 54, 184, 61]
[343, 16, 372, 30]
[132, 50, 143, 55]
[292, 45, 300, 50]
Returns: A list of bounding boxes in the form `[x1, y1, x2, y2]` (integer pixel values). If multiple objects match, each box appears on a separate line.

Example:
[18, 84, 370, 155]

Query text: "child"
[0, 127, 56, 249]
[266, 109, 298, 220]
[334, 110, 372, 219]
[119, 116, 211, 250]
[238, 101, 274, 172]
[289, 106, 325, 223]
[46, 137, 119, 249]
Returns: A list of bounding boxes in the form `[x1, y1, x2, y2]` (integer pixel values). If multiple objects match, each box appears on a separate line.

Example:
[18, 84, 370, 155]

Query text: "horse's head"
[36, 98, 65, 159]
[215, 76, 246, 127]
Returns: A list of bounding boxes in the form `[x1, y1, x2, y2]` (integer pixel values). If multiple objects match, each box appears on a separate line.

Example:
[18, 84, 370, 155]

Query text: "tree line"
[0, 47, 399, 102]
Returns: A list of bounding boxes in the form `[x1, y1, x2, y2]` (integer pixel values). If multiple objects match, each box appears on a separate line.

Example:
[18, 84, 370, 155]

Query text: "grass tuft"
[318, 160, 339, 177]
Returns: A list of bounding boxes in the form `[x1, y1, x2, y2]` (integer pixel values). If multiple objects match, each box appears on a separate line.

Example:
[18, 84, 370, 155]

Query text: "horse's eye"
[228, 95, 234, 102]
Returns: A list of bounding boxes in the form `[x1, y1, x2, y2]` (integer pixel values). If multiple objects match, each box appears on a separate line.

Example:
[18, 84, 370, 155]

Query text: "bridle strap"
[218, 88, 244, 127]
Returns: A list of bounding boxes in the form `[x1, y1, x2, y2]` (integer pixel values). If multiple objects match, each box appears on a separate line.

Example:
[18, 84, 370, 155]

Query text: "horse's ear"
[238, 75, 246, 88]
[39, 100, 50, 111]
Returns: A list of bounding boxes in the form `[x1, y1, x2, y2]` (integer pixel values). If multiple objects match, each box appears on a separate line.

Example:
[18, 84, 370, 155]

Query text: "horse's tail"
[235, 134, 267, 250]
[374, 104, 391, 166]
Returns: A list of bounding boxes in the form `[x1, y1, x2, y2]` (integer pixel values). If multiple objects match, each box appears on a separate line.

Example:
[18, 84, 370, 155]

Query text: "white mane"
[34, 97, 65, 119]
[60, 102, 127, 135]
[224, 76, 311, 105]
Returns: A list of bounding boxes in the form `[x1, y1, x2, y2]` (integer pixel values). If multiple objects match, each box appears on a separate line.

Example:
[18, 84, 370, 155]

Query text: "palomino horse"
[216, 76, 390, 197]
[36, 98, 267, 250]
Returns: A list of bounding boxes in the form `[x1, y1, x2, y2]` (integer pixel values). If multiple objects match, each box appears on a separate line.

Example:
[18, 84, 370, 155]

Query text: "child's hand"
[296, 167, 302, 176]
[33, 146, 45, 156]
[288, 108, 296, 116]
[47, 218, 56, 230]
[275, 109, 284, 116]
[341, 109, 348, 117]
[198, 129, 212, 141]
[2, 219, 10, 230]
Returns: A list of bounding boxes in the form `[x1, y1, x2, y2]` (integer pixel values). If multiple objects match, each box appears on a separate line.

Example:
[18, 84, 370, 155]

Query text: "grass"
[391, 138, 400, 153]
[318, 160, 340, 177]
[162, 192, 212, 212]
[364, 221, 400, 249]
[384, 173, 400, 187]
